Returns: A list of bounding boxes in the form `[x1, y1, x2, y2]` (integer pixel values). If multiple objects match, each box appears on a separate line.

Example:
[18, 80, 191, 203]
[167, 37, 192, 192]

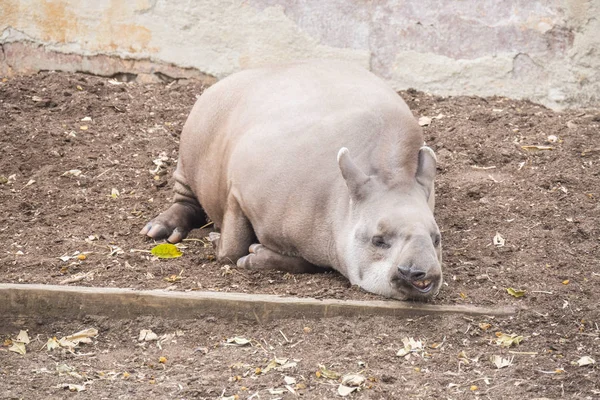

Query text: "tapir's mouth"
[410, 279, 433, 293]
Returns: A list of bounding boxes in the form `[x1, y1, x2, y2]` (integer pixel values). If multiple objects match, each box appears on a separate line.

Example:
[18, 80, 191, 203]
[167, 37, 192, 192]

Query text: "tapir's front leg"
[141, 166, 206, 243]
[237, 244, 325, 273]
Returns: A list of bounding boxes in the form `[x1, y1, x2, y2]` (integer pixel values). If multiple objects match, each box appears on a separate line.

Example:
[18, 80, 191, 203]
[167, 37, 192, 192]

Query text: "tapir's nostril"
[398, 266, 427, 281]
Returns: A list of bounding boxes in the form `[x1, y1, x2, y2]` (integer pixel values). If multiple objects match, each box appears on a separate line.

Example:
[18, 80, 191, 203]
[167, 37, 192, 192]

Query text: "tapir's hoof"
[140, 222, 188, 243]
[141, 203, 202, 243]
[236, 244, 264, 269]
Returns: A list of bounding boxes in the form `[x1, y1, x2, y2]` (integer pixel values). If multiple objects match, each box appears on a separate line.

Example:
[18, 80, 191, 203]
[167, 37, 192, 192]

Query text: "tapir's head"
[337, 146, 442, 301]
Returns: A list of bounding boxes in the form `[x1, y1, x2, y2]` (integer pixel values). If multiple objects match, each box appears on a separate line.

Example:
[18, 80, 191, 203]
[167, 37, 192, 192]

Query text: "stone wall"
[1, 0, 598, 109]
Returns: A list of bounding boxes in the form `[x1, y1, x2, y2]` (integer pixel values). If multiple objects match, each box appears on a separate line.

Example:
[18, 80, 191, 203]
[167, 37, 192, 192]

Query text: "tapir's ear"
[337, 147, 370, 200]
[416, 146, 437, 199]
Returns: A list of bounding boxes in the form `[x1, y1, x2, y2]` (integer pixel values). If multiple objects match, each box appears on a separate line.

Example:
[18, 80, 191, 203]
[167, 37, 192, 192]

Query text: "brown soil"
[1, 72, 599, 399]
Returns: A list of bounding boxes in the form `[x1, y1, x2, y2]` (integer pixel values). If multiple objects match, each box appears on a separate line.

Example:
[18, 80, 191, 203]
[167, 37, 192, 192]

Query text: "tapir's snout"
[392, 263, 442, 299]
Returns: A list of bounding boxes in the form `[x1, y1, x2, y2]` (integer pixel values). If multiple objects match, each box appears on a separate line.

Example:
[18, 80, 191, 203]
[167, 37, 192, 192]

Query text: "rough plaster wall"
[0, 0, 598, 109]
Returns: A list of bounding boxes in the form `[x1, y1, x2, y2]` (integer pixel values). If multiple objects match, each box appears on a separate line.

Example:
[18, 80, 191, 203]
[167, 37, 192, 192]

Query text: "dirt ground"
[1, 72, 599, 399]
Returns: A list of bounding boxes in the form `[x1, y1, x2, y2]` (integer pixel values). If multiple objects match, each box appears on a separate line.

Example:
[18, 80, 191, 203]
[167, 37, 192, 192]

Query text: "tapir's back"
[179, 60, 424, 265]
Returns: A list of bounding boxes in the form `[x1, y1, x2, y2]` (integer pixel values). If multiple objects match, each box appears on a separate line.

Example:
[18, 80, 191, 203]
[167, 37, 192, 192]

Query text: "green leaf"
[506, 288, 526, 298]
[151, 243, 183, 259]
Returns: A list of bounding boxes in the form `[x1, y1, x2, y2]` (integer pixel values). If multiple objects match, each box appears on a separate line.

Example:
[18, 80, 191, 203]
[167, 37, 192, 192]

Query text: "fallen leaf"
[164, 274, 182, 282]
[338, 384, 358, 397]
[418, 116, 432, 126]
[495, 333, 523, 348]
[61, 169, 82, 177]
[317, 364, 341, 380]
[479, 323, 492, 331]
[58, 338, 77, 349]
[521, 145, 554, 151]
[493, 232, 505, 247]
[507, 288, 526, 298]
[46, 337, 61, 351]
[575, 356, 595, 367]
[9, 342, 26, 355]
[139, 329, 159, 342]
[341, 374, 365, 387]
[225, 337, 251, 346]
[64, 328, 98, 344]
[284, 376, 296, 385]
[458, 350, 470, 364]
[59, 383, 86, 392]
[16, 330, 30, 344]
[151, 243, 183, 259]
[396, 337, 424, 357]
[490, 355, 513, 369]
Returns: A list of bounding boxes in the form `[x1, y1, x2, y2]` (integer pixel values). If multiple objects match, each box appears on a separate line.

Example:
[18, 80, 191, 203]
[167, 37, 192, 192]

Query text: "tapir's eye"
[371, 236, 390, 249]
[432, 234, 441, 247]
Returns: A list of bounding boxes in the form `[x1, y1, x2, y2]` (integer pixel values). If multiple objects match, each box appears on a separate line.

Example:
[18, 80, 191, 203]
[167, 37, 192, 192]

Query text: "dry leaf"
[46, 337, 61, 351]
[418, 116, 432, 126]
[64, 328, 98, 344]
[493, 232, 505, 247]
[15, 330, 30, 344]
[490, 355, 513, 369]
[507, 288, 526, 298]
[495, 333, 524, 348]
[479, 323, 492, 331]
[9, 342, 26, 355]
[62, 169, 82, 177]
[341, 374, 365, 387]
[338, 384, 358, 397]
[139, 329, 159, 342]
[396, 337, 424, 357]
[521, 145, 553, 151]
[59, 383, 86, 392]
[225, 337, 251, 346]
[284, 376, 296, 385]
[317, 364, 341, 380]
[575, 356, 595, 366]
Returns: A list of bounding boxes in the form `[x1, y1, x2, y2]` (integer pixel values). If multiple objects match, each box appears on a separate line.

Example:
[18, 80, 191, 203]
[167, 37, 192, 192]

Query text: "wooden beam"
[0, 284, 514, 324]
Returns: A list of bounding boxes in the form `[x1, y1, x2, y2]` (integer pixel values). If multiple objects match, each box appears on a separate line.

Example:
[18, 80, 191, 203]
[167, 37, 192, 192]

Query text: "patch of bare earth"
[1, 72, 599, 398]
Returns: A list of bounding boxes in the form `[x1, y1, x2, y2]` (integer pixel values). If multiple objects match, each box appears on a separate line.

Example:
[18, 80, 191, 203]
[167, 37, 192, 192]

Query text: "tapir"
[141, 60, 443, 300]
